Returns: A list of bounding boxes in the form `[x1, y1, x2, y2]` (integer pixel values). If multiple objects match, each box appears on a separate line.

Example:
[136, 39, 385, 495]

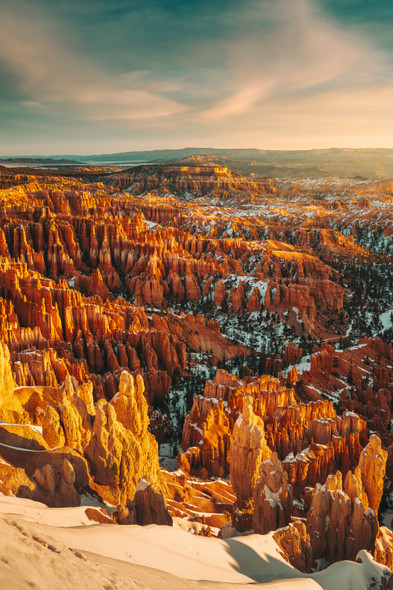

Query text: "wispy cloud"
[200, 0, 391, 121]
[0, 1, 186, 121]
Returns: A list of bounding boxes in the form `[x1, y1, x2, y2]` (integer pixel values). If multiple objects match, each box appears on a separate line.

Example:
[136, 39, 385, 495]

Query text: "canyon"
[0, 161, 393, 588]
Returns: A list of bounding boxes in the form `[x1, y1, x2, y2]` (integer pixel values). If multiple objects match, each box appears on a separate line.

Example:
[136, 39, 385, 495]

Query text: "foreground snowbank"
[0, 495, 390, 590]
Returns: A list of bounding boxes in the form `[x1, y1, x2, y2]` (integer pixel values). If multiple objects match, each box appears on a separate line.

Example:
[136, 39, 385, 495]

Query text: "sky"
[2, 0, 393, 155]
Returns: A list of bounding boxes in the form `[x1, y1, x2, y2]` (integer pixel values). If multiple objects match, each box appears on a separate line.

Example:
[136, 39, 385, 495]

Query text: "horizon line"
[3, 145, 393, 159]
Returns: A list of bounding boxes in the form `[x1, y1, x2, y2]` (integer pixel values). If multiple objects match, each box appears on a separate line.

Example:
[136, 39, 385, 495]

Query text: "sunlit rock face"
[42, 376, 94, 453]
[0, 342, 17, 422]
[356, 434, 388, 513]
[85, 371, 166, 505]
[230, 396, 271, 506]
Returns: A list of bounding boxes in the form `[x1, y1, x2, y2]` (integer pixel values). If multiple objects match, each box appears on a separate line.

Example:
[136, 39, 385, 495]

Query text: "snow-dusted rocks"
[304, 436, 387, 568]
[253, 451, 293, 534]
[306, 470, 378, 563]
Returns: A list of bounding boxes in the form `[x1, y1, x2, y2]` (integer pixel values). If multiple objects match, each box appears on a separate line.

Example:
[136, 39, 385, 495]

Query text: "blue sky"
[1, 0, 393, 154]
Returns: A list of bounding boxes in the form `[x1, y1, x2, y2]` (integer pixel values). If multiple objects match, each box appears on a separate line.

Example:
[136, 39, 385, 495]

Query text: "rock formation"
[356, 433, 388, 513]
[253, 452, 293, 534]
[306, 471, 378, 563]
[133, 479, 173, 526]
[33, 459, 80, 507]
[42, 376, 94, 453]
[230, 396, 271, 506]
[85, 371, 165, 505]
[0, 341, 18, 422]
[273, 521, 313, 573]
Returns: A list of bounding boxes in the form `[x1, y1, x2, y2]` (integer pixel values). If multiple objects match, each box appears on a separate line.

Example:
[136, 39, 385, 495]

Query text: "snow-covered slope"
[0, 495, 390, 590]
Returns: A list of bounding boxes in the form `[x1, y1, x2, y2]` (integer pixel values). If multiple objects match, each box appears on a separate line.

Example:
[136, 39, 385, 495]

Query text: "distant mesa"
[0, 157, 82, 167]
[3, 147, 393, 178]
